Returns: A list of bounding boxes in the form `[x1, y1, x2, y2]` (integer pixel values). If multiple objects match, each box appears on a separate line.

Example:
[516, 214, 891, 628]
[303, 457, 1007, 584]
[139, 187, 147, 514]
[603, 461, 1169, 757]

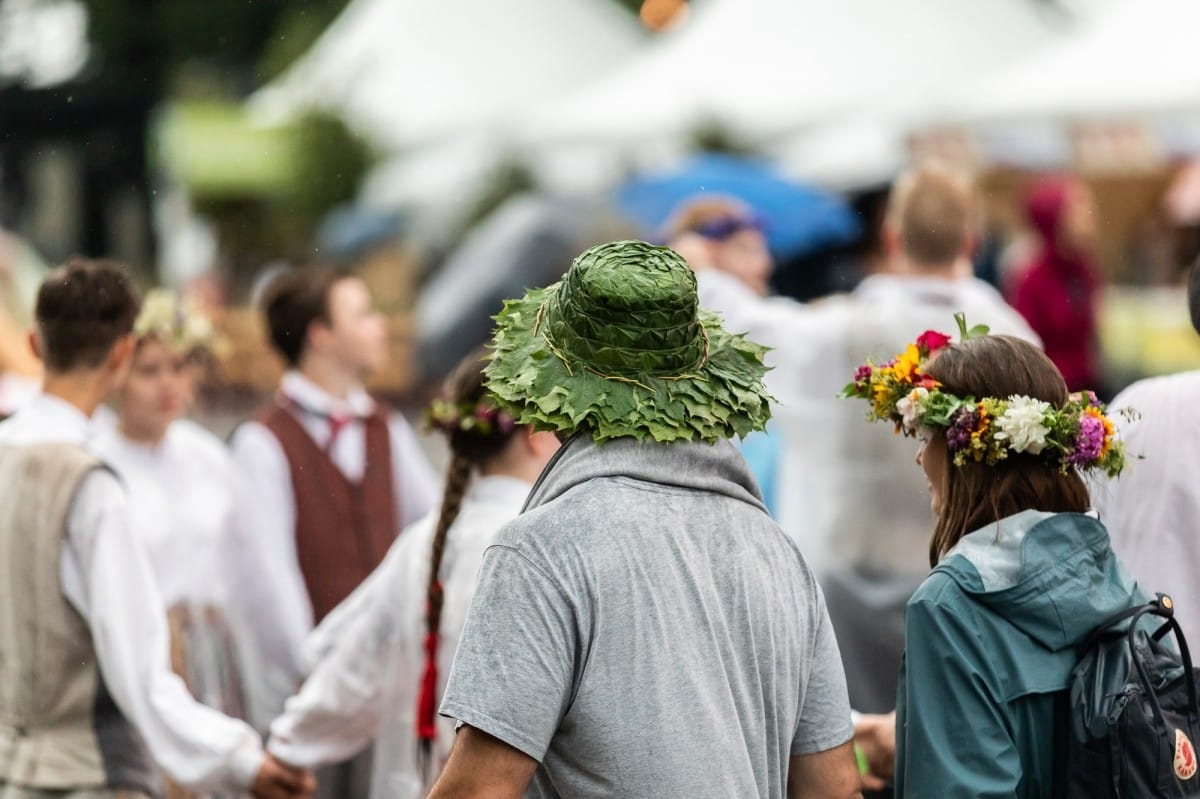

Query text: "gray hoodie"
[440, 434, 854, 799]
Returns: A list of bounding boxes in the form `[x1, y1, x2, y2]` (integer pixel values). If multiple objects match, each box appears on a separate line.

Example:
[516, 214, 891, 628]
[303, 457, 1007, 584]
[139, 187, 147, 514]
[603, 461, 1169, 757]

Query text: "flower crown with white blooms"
[840, 314, 1133, 478]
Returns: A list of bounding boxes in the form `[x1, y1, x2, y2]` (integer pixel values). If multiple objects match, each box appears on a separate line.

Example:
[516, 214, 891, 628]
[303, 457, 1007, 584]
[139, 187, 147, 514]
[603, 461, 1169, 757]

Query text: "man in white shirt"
[680, 164, 1041, 716]
[1094, 257, 1200, 644]
[0, 258, 312, 799]
[230, 266, 437, 798]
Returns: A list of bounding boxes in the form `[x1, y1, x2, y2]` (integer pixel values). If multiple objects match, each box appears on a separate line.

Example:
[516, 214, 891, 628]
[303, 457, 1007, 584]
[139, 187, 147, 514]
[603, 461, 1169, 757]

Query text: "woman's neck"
[479, 458, 540, 486]
[119, 416, 169, 446]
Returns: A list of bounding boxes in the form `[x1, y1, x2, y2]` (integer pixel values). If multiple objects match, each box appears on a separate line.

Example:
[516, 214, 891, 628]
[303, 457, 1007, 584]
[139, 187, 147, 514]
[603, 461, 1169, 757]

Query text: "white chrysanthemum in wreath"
[993, 395, 1052, 454]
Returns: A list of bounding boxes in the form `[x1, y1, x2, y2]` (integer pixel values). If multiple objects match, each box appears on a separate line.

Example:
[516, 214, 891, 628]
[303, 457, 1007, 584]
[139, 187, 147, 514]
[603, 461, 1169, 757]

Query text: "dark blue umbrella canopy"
[617, 152, 861, 259]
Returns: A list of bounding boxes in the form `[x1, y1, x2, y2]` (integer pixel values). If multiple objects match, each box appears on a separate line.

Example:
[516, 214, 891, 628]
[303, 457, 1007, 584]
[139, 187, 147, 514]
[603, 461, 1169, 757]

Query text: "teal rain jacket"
[894, 511, 1142, 799]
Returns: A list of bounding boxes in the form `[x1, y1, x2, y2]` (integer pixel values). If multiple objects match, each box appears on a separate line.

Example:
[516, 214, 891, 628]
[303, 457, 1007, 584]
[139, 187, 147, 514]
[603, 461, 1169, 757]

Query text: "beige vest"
[0, 443, 155, 793]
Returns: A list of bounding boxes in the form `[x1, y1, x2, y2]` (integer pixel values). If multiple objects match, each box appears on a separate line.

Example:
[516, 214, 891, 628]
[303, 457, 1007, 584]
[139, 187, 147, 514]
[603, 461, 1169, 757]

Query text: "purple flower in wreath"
[854, 364, 873, 384]
[946, 406, 978, 452]
[1068, 412, 1106, 467]
[496, 412, 516, 435]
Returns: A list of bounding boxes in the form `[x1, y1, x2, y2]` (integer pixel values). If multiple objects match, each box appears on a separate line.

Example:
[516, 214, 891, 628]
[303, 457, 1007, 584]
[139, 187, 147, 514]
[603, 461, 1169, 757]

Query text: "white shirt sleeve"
[228, 421, 315, 725]
[388, 413, 439, 528]
[302, 529, 410, 667]
[268, 534, 420, 767]
[696, 270, 847, 405]
[62, 469, 263, 791]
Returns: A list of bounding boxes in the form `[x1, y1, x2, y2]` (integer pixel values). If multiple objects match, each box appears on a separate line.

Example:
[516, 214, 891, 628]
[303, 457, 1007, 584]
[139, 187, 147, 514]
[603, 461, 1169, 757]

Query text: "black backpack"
[1067, 593, 1200, 797]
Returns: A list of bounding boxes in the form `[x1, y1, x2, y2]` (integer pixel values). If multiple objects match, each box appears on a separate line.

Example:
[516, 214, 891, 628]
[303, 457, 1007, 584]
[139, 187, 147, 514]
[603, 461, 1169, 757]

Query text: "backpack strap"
[1081, 600, 1158, 653]
[1083, 594, 1181, 648]
[1101, 594, 1200, 721]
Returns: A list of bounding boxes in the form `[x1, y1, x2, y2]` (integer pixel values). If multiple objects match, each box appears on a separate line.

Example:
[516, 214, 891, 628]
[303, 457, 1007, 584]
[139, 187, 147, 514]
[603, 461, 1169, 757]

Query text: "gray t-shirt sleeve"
[438, 545, 577, 762]
[791, 591, 855, 756]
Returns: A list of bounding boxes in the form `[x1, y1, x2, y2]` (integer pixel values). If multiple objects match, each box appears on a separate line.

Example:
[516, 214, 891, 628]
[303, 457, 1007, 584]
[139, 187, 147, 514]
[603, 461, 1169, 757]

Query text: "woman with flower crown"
[843, 316, 1140, 797]
[93, 289, 266, 799]
[264, 349, 560, 799]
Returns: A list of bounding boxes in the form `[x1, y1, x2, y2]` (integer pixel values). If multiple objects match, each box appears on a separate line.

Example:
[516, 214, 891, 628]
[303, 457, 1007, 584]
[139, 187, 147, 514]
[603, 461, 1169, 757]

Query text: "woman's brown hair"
[415, 348, 518, 763]
[923, 335, 1091, 566]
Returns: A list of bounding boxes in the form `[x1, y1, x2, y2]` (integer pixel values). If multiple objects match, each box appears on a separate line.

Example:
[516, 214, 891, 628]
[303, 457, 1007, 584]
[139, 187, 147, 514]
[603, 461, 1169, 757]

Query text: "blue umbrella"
[616, 152, 861, 259]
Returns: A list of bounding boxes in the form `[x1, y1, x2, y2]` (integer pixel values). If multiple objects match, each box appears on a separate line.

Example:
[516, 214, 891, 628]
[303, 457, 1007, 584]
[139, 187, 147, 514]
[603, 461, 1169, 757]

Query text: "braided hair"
[416, 349, 517, 765]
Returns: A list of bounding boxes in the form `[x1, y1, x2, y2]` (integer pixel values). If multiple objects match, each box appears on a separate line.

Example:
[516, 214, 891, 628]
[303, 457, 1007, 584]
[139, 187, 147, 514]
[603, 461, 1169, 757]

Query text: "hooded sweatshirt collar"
[523, 434, 765, 514]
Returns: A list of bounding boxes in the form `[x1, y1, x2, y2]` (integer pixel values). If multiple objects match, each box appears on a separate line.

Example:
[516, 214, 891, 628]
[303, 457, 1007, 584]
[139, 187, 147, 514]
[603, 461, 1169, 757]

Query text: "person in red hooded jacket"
[1008, 175, 1103, 391]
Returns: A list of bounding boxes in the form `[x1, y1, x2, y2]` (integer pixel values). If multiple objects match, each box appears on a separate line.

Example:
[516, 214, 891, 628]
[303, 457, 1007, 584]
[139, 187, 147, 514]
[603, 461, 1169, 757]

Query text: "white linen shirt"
[268, 475, 531, 799]
[1093, 371, 1200, 644]
[229, 371, 439, 721]
[0, 394, 263, 791]
[93, 419, 242, 608]
[696, 270, 1040, 576]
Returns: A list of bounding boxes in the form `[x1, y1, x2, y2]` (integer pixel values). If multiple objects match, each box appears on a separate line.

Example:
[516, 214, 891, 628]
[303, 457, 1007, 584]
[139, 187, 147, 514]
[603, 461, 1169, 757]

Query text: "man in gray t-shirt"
[428, 241, 860, 799]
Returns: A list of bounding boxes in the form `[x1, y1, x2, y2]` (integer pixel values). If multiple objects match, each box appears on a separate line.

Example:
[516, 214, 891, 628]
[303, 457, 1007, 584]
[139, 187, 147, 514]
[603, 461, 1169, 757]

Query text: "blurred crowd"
[1, 157, 1200, 799]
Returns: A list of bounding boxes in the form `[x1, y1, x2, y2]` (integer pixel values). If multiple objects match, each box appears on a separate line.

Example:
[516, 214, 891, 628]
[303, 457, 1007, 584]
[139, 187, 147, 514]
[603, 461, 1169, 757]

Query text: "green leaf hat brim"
[484, 283, 774, 444]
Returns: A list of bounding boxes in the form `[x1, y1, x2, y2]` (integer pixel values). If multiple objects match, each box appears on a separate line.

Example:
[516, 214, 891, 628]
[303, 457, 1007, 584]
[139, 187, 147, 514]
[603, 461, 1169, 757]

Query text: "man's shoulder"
[491, 494, 582, 548]
[381, 404, 420, 436]
[1113, 370, 1200, 406]
[170, 419, 234, 466]
[0, 443, 116, 512]
[870, 276, 1038, 343]
[488, 480, 620, 558]
[229, 406, 287, 448]
[0, 440, 99, 470]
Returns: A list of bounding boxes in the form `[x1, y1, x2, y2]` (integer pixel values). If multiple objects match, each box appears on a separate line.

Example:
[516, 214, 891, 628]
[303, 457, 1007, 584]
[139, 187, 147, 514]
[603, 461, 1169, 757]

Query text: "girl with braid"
[265, 349, 560, 799]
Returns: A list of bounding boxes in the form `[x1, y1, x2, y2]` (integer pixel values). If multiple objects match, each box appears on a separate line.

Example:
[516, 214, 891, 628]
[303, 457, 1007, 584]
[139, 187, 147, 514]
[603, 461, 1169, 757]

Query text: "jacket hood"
[1025, 175, 1096, 280]
[1026, 177, 1072, 243]
[522, 434, 765, 513]
[935, 510, 1140, 653]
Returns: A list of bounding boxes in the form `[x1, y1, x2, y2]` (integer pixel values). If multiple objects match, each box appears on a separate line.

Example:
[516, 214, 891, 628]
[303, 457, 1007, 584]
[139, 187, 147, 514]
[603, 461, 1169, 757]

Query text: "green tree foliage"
[287, 111, 372, 218]
[77, 0, 349, 88]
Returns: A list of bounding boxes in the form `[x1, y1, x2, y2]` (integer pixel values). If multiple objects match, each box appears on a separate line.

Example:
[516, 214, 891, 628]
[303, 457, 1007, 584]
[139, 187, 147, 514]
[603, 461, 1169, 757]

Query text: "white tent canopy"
[935, 0, 1200, 124]
[519, 0, 1059, 149]
[775, 115, 909, 191]
[251, 0, 643, 150]
[0, 0, 89, 88]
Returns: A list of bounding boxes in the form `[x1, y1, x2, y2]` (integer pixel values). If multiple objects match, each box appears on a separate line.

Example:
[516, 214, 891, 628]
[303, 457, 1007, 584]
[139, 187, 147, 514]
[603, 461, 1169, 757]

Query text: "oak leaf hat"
[484, 239, 772, 443]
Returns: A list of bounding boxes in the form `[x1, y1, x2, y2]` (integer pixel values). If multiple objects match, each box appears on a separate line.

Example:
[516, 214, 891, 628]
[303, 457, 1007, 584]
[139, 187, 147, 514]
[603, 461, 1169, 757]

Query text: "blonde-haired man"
[685, 163, 1039, 720]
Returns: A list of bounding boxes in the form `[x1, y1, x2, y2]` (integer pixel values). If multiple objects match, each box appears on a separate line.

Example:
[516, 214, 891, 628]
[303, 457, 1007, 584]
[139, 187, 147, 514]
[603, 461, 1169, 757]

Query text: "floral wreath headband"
[426, 394, 516, 438]
[840, 313, 1134, 478]
[134, 289, 217, 355]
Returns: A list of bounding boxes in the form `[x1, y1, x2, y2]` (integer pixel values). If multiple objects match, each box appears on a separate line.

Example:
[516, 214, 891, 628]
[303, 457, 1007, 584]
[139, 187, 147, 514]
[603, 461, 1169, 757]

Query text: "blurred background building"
[3, 0, 1200, 408]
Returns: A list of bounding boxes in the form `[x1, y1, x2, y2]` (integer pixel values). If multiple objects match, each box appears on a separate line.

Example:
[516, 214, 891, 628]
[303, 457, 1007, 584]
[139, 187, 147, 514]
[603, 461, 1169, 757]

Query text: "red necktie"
[326, 413, 351, 451]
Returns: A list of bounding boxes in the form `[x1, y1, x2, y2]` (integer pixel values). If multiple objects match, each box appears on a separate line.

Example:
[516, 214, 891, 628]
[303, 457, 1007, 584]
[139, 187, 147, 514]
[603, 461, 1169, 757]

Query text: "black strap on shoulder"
[1083, 593, 1198, 719]
[1081, 600, 1158, 653]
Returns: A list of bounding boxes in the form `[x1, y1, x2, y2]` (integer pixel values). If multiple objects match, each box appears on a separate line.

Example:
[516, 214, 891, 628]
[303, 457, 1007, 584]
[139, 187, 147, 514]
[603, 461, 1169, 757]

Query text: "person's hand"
[854, 711, 896, 791]
[251, 753, 317, 799]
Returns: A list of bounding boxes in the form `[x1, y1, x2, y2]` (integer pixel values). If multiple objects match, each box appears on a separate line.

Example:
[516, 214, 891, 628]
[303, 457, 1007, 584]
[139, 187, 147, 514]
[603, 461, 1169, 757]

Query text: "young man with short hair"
[0, 258, 312, 799]
[687, 162, 1041, 737]
[231, 266, 437, 798]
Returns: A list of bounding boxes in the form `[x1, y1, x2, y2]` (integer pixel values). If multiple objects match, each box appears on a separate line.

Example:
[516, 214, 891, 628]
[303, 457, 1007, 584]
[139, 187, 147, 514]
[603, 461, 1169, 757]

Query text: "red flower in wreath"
[916, 330, 952, 356]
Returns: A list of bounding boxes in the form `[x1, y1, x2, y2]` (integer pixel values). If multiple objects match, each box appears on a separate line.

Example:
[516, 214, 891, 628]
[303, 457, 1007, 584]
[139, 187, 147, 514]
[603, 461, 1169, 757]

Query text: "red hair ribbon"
[416, 630, 440, 741]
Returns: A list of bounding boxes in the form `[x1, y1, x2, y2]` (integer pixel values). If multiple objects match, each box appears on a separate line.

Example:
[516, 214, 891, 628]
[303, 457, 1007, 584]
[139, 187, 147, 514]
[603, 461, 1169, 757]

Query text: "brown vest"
[256, 399, 399, 622]
[0, 443, 155, 794]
